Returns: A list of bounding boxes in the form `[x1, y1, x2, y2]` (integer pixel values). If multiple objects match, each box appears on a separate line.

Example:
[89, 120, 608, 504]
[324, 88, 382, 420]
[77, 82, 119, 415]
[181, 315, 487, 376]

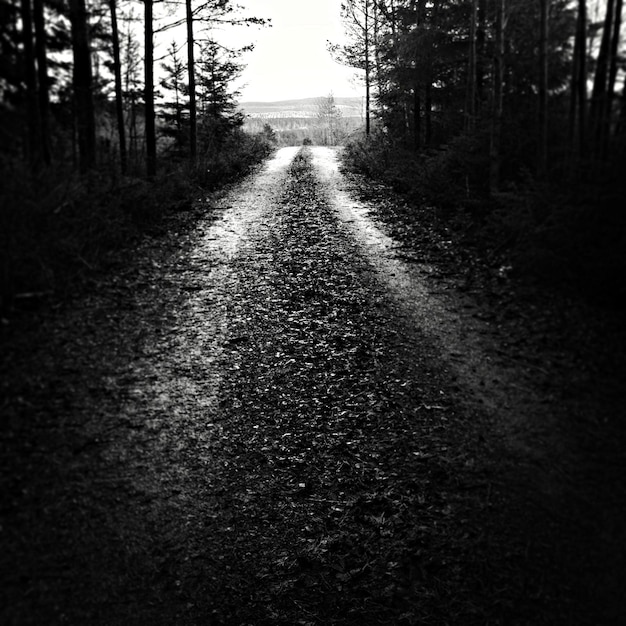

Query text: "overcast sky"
[229, 0, 362, 102]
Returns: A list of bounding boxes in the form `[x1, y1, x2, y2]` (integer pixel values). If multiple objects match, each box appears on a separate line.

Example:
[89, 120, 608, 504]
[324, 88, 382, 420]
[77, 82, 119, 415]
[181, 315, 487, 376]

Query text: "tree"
[186, 0, 197, 159]
[569, 0, 587, 158]
[145, 0, 156, 178]
[197, 40, 244, 115]
[155, 0, 267, 160]
[195, 38, 247, 152]
[537, 0, 549, 174]
[589, 0, 623, 160]
[331, 0, 376, 136]
[69, 0, 96, 172]
[159, 41, 187, 151]
[20, 0, 40, 166]
[109, 0, 127, 173]
[317, 93, 343, 145]
[121, 9, 142, 169]
[489, 0, 506, 193]
[33, 0, 50, 164]
[409, 0, 429, 150]
[260, 123, 276, 144]
[605, 0, 623, 156]
[0, 1, 21, 116]
[0, 0, 267, 177]
[465, 0, 478, 132]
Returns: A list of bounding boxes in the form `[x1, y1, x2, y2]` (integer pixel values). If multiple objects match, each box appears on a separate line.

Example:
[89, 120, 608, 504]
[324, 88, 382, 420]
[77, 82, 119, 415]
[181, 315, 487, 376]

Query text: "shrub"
[343, 129, 489, 210]
[342, 129, 626, 306]
[186, 131, 274, 189]
[0, 131, 274, 312]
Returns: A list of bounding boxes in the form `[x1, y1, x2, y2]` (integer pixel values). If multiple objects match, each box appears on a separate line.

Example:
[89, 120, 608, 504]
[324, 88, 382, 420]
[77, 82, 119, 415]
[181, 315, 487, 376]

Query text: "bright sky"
[229, 0, 362, 102]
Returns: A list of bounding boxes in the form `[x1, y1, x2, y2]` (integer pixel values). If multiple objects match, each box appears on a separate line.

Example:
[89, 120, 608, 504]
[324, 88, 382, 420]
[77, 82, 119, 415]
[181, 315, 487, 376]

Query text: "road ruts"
[1, 147, 594, 625]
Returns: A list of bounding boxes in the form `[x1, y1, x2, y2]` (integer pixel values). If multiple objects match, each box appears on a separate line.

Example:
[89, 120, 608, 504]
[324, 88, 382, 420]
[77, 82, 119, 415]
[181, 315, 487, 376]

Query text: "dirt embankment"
[1, 147, 624, 625]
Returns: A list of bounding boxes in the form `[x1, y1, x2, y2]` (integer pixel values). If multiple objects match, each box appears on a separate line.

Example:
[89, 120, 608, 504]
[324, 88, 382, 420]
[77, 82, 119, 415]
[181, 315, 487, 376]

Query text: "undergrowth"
[343, 131, 626, 308]
[0, 133, 273, 313]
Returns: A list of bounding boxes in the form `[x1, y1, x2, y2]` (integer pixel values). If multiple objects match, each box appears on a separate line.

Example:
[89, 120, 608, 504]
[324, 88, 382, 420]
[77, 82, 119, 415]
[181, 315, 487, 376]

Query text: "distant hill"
[239, 97, 363, 120]
[239, 96, 365, 145]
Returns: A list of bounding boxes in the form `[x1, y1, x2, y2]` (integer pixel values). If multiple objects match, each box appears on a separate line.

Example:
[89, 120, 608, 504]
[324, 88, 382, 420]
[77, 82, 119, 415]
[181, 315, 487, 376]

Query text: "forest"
[334, 0, 625, 309]
[1, 0, 625, 311]
[1, 2, 626, 622]
[0, 0, 273, 311]
[241, 96, 364, 146]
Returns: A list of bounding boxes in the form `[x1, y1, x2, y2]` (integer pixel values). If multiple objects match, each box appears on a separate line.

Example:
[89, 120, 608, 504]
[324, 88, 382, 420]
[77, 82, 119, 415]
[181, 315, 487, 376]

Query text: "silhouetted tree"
[331, 0, 375, 136]
[145, 0, 156, 178]
[33, 0, 50, 164]
[109, 0, 127, 173]
[538, 0, 549, 178]
[569, 0, 587, 158]
[69, 0, 96, 172]
[186, 0, 197, 159]
[160, 41, 187, 151]
[489, 0, 505, 193]
[465, 0, 478, 132]
[20, 0, 40, 165]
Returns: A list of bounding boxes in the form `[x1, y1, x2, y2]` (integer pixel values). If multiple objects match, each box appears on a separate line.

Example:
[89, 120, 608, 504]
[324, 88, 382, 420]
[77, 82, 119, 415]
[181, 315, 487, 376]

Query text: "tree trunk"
[69, 0, 96, 173]
[577, 0, 587, 154]
[476, 0, 487, 111]
[186, 0, 197, 159]
[412, 0, 427, 150]
[123, 22, 138, 168]
[538, 0, 549, 178]
[33, 0, 50, 165]
[413, 86, 421, 150]
[569, 0, 587, 157]
[364, 0, 371, 136]
[426, 0, 438, 147]
[109, 0, 127, 174]
[20, 0, 40, 166]
[489, 0, 505, 193]
[373, 0, 382, 100]
[425, 82, 432, 146]
[616, 71, 626, 140]
[594, 0, 622, 159]
[465, 0, 478, 132]
[144, 0, 156, 178]
[387, 0, 410, 136]
[606, 0, 622, 149]
[589, 0, 615, 159]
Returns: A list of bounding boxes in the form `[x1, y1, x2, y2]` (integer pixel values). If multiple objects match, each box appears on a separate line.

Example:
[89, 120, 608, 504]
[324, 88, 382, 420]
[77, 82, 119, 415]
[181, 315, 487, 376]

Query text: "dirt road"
[1, 147, 624, 624]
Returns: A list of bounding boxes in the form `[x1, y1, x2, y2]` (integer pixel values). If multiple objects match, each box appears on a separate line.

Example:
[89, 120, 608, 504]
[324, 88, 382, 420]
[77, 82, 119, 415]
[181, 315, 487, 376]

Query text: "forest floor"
[1, 146, 625, 625]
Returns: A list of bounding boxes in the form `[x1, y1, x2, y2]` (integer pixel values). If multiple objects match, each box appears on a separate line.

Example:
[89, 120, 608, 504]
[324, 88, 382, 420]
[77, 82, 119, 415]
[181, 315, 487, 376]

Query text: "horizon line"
[238, 94, 363, 104]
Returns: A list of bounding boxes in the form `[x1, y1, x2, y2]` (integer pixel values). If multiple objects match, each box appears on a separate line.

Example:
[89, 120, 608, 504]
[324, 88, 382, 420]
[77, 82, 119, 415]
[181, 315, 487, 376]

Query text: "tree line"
[333, 0, 625, 191]
[333, 0, 625, 306]
[0, 0, 273, 311]
[0, 0, 267, 178]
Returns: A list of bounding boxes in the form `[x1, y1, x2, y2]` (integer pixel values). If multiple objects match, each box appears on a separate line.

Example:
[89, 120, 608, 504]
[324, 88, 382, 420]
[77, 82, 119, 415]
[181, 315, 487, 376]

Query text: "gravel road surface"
[1, 147, 623, 625]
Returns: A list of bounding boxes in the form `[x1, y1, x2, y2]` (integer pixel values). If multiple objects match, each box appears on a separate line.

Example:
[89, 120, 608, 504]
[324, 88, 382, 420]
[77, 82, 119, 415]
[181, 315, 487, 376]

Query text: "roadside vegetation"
[0, 0, 274, 314]
[342, 130, 626, 309]
[0, 130, 273, 311]
[335, 0, 626, 310]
